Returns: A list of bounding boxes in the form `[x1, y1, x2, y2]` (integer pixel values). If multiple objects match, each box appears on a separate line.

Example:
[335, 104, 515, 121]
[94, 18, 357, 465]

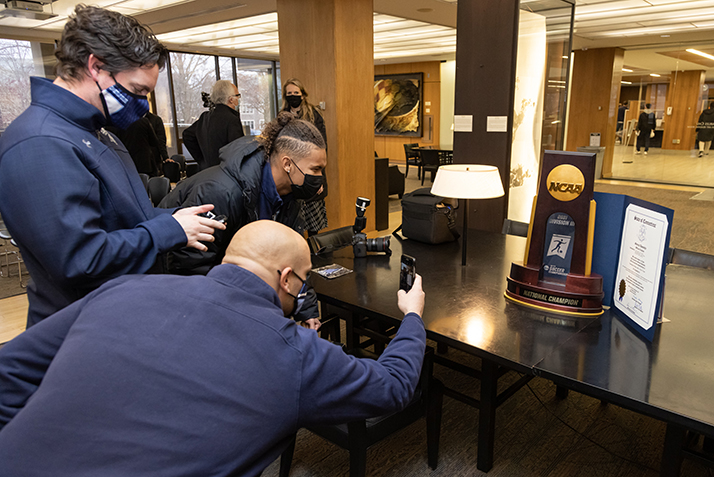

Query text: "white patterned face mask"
[97, 75, 150, 129]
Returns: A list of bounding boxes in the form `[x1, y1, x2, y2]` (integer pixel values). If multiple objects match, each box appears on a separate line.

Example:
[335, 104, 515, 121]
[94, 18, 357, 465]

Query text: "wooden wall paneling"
[278, 0, 374, 230]
[566, 47, 624, 179]
[452, 0, 520, 234]
[662, 70, 704, 151]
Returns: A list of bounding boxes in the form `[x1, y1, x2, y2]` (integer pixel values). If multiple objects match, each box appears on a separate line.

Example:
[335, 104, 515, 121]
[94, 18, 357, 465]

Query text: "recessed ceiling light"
[562, 55, 568, 59]
[687, 48, 714, 61]
[622, 81, 632, 85]
[650, 73, 661, 77]
[622, 68, 633, 72]
[417, 8, 433, 13]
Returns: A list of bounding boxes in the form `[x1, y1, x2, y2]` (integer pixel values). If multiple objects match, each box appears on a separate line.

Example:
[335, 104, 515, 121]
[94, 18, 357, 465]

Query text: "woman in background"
[282, 78, 328, 236]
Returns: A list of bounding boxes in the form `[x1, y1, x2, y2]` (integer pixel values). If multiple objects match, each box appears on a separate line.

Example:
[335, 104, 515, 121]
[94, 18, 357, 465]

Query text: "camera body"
[352, 197, 391, 258]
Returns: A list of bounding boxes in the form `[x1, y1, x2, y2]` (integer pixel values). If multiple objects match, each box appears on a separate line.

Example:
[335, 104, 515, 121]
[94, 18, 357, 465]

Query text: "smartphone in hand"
[399, 254, 416, 292]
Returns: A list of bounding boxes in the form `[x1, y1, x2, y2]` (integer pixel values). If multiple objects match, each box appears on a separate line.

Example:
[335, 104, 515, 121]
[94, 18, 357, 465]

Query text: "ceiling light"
[622, 68, 633, 72]
[650, 73, 661, 77]
[687, 48, 714, 61]
[622, 81, 632, 84]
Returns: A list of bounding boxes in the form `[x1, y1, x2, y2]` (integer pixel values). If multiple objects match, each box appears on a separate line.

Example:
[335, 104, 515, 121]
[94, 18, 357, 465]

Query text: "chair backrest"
[502, 219, 529, 238]
[185, 162, 199, 178]
[404, 143, 420, 159]
[162, 161, 181, 183]
[667, 247, 714, 270]
[419, 149, 440, 167]
[170, 154, 186, 172]
[147, 176, 171, 206]
[138, 173, 150, 193]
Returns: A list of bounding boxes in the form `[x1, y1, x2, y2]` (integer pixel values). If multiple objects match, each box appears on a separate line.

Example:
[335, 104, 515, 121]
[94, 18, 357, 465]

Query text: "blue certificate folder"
[591, 192, 674, 341]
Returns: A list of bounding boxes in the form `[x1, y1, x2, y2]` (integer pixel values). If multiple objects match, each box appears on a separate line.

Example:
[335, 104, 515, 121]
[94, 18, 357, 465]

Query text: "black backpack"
[394, 188, 460, 244]
[647, 112, 656, 129]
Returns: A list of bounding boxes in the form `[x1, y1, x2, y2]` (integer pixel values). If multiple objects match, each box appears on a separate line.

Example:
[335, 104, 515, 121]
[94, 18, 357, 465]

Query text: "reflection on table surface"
[311, 229, 597, 372]
[536, 264, 714, 434]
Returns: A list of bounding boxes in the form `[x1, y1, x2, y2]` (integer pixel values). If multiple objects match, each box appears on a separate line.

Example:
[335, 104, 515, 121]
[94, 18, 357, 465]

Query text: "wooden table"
[311, 229, 714, 475]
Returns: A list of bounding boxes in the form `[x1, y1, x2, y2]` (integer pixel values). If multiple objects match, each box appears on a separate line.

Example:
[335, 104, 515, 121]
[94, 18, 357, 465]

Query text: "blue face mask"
[97, 75, 150, 129]
[278, 269, 309, 317]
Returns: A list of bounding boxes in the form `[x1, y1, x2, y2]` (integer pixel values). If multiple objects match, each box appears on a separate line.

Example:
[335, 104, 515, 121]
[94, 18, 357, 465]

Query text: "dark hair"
[645, 103, 651, 109]
[258, 111, 326, 160]
[709, 101, 714, 109]
[55, 5, 168, 81]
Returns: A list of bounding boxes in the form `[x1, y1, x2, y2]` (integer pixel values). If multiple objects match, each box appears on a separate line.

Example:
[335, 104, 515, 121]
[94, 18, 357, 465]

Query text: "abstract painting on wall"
[374, 73, 423, 136]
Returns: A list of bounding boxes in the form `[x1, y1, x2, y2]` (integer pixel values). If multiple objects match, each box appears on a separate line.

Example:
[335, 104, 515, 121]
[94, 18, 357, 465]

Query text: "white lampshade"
[430, 164, 505, 200]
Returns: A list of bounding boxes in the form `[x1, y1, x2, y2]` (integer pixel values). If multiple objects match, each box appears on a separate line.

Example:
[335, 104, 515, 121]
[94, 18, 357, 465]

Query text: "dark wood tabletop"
[311, 229, 714, 474]
[311, 230, 596, 373]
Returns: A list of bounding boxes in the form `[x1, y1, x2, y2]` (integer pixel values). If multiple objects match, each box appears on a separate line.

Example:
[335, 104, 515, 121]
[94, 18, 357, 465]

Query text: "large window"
[236, 58, 275, 136]
[0, 40, 34, 131]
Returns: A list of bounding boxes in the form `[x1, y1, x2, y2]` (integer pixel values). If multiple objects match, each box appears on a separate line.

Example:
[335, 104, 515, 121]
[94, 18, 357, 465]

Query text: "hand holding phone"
[399, 254, 416, 292]
[397, 273, 424, 317]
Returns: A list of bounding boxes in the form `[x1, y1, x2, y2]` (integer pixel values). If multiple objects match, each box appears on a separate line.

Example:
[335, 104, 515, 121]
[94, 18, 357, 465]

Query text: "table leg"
[477, 359, 498, 472]
[661, 422, 686, 477]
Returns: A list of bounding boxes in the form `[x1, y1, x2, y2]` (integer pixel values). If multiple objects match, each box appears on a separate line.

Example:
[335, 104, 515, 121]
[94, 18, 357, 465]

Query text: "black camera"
[201, 91, 213, 109]
[352, 197, 391, 258]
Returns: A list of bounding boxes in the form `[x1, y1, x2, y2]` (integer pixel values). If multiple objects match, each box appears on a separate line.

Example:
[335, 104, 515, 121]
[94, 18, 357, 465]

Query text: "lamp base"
[505, 262, 604, 317]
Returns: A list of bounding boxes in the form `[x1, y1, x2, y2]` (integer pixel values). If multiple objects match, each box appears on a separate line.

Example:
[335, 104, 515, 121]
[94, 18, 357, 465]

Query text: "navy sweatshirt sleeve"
[0, 300, 84, 429]
[296, 312, 426, 426]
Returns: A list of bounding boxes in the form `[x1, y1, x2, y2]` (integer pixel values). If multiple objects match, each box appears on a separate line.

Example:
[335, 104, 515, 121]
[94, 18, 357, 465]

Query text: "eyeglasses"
[232, 93, 241, 99]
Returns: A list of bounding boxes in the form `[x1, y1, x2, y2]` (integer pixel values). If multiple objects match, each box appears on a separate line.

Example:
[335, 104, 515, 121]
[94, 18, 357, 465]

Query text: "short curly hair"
[55, 5, 168, 81]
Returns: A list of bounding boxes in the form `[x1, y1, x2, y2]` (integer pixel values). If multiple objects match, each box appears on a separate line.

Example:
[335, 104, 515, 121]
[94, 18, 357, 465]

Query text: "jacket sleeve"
[0, 137, 186, 289]
[182, 120, 203, 164]
[0, 297, 84, 428]
[162, 180, 238, 275]
[296, 312, 426, 426]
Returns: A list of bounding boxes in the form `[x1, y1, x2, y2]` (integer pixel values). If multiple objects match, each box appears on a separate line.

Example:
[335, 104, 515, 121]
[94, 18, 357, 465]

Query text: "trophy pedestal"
[505, 262, 604, 316]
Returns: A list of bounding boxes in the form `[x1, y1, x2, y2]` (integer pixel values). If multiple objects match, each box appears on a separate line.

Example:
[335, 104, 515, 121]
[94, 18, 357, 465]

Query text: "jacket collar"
[31, 77, 106, 132]
[207, 263, 282, 310]
[215, 103, 240, 117]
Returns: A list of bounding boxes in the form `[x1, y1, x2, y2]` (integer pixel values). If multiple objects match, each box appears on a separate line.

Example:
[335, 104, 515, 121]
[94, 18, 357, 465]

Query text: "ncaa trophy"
[505, 151, 604, 316]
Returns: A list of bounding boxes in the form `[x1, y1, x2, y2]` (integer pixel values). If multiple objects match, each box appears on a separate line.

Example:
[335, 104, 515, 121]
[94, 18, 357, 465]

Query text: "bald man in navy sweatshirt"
[0, 220, 427, 477]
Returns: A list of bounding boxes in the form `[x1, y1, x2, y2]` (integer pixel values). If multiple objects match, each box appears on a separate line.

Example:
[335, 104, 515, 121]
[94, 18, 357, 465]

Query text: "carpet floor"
[263, 340, 714, 477]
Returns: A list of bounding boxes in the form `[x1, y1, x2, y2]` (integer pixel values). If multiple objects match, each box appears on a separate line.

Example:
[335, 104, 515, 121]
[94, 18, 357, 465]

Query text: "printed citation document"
[613, 204, 669, 336]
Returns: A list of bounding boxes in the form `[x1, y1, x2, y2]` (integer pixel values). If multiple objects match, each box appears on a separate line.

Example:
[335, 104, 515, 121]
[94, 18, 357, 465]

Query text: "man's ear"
[86, 54, 105, 83]
[277, 267, 292, 293]
[281, 155, 292, 172]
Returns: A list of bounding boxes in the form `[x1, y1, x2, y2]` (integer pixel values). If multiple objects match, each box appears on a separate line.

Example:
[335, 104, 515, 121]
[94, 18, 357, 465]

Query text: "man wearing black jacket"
[182, 80, 244, 170]
[160, 112, 327, 327]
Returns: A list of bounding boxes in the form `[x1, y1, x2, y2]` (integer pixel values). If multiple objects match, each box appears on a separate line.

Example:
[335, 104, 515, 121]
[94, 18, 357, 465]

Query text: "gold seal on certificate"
[505, 150, 604, 317]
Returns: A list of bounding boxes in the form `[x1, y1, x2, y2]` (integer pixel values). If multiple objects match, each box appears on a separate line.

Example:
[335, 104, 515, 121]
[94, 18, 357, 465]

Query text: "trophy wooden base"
[505, 262, 604, 317]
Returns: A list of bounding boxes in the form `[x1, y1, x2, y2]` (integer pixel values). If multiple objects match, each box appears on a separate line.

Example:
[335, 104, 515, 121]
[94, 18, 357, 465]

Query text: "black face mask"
[287, 158, 323, 200]
[286, 95, 303, 109]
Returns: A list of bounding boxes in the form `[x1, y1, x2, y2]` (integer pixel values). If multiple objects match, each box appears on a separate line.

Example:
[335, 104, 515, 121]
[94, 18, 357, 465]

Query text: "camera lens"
[365, 236, 390, 253]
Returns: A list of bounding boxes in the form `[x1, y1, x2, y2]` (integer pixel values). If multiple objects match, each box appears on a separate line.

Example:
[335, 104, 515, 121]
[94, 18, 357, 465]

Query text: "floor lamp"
[431, 165, 505, 266]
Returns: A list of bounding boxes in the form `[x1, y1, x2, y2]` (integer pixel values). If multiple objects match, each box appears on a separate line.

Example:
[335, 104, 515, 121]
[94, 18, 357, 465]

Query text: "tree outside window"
[0, 40, 33, 131]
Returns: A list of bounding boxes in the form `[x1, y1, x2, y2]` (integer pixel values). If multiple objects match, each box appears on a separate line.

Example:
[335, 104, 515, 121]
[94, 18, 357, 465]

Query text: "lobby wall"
[374, 61, 441, 162]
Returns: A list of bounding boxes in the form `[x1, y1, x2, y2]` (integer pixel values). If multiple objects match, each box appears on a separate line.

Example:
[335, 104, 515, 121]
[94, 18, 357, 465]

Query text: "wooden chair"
[403, 143, 421, 179]
[279, 347, 443, 477]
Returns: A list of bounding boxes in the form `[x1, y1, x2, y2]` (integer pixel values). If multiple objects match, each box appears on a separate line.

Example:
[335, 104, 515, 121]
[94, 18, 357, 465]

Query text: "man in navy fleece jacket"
[0, 220, 427, 477]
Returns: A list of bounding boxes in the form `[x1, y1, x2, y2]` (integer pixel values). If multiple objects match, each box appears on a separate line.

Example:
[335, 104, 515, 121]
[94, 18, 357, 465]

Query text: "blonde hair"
[281, 78, 317, 124]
